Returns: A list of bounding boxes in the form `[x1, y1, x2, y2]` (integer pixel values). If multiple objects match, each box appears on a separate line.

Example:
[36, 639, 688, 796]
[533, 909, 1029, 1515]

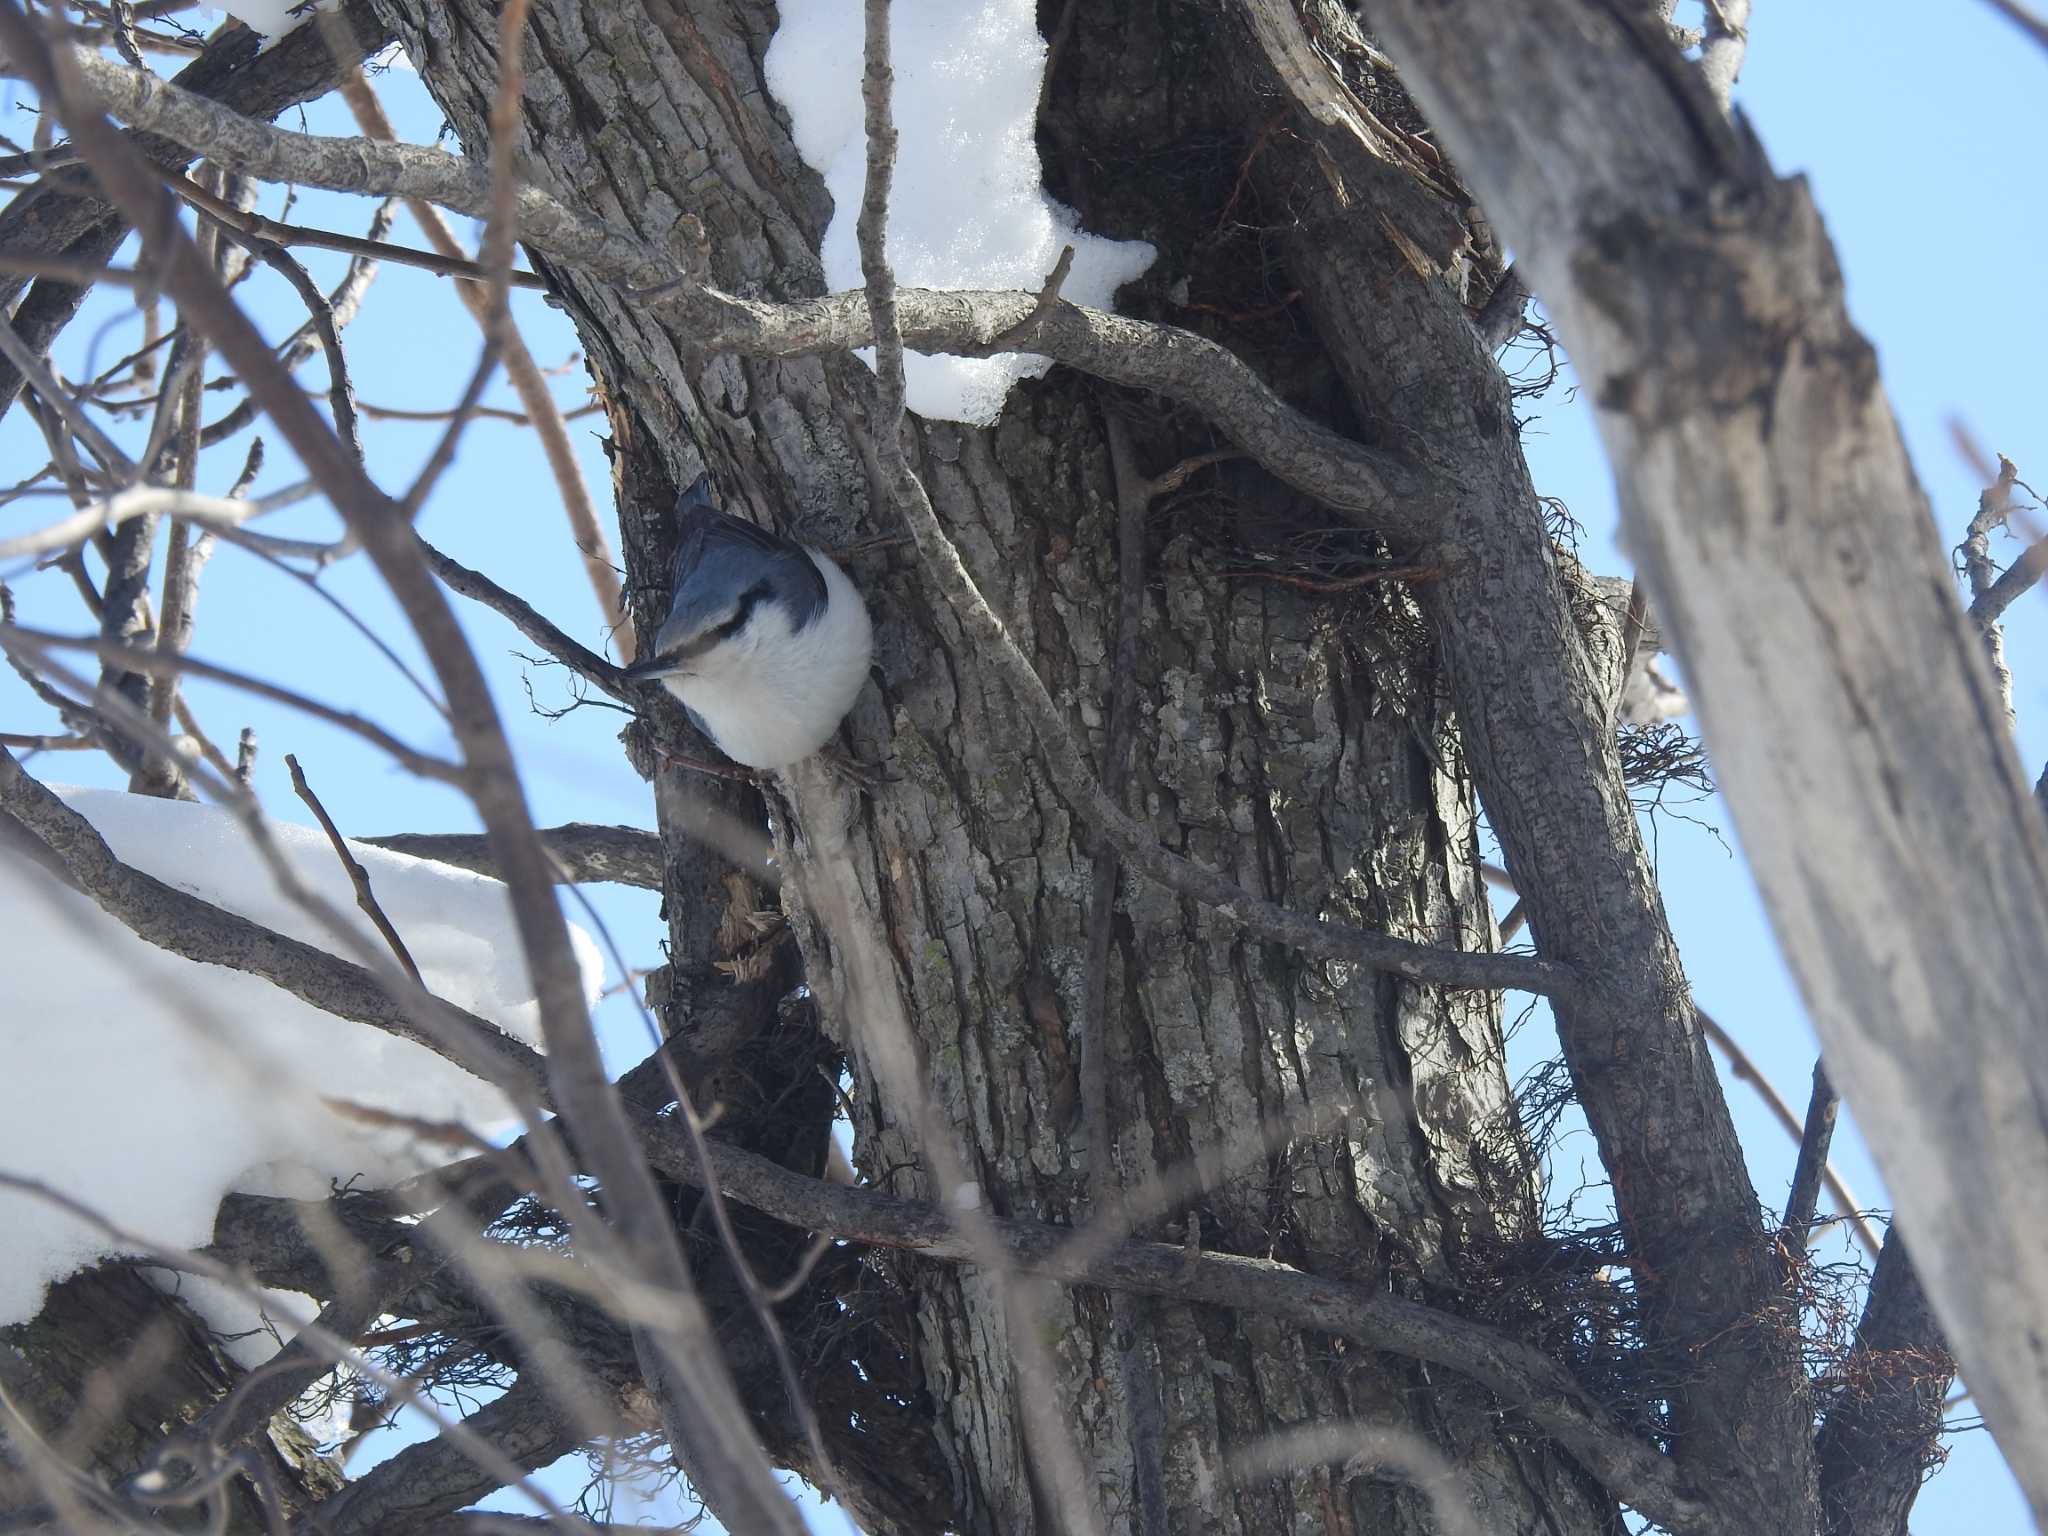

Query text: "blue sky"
[1, 2, 2039, 1530]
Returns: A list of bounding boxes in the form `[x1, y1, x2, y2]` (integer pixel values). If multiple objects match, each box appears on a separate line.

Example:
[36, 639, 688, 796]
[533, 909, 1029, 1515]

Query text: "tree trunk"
[376, 1, 1621, 1529]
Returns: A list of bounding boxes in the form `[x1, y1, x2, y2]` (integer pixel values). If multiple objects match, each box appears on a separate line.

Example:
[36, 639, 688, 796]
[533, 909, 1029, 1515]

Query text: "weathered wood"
[1365, 1, 2048, 1521]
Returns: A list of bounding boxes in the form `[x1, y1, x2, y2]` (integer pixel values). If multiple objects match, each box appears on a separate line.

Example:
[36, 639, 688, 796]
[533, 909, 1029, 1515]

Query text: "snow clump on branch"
[766, 0, 1156, 425]
[0, 787, 601, 1330]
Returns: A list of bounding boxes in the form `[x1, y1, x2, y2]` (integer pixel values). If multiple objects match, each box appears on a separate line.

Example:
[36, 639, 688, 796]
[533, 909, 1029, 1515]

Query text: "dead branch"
[1782, 1062, 1840, 1243]
[335, 69, 631, 664]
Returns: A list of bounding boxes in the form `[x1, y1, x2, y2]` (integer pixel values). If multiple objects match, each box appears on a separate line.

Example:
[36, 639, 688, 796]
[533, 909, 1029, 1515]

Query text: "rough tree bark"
[363, 0, 1751, 1530]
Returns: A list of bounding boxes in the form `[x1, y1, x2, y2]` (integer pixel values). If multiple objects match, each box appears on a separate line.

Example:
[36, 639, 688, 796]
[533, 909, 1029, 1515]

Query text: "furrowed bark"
[1364, 2, 2048, 1520]
[373, 0, 1624, 1529]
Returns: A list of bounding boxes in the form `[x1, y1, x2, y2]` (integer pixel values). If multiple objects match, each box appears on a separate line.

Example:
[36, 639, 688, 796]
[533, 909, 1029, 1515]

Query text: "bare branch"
[0, 16, 817, 1526]
[0, 480, 328, 561]
[43, 44, 1426, 527]
[1969, 534, 2047, 633]
[0, 0, 395, 426]
[159, 165, 548, 288]
[414, 535, 635, 700]
[0, 622, 463, 781]
[331, 69, 635, 666]
[0, 311, 137, 478]
[360, 823, 665, 889]
[1698, 1008, 1881, 1261]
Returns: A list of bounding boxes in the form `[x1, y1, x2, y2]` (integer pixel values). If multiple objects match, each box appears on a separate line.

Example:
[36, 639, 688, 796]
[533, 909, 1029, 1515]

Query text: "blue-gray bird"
[626, 477, 873, 770]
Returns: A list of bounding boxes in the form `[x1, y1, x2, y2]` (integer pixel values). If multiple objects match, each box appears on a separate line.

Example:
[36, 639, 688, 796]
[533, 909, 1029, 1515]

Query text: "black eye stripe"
[708, 580, 776, 644]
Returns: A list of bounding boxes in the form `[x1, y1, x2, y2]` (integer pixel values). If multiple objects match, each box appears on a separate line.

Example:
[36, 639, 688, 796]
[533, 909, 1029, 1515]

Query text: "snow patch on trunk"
[765, 0, 1155, 425]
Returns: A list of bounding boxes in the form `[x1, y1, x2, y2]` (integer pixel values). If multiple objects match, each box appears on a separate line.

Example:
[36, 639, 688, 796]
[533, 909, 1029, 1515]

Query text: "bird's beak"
[623, 656, 689, 683]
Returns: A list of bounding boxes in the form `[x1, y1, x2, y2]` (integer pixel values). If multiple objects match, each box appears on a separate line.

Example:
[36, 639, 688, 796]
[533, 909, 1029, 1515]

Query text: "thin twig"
[414, 534, 635, 700]
[285, 751, 425, 985]
[336, 68, 630, 660]
[481, 0, 532, 341]
[399, 337, 502, 518]
[0, 480, 330, 561]
[0, 622, 463, 781]
[1699, 1007, 1882, 1259]
[0, 311, 137, 478]
[1959, 454, 2020, 723]
[988, 241, 1073, 349]
[854, 5, 1107, 1528]
[158, 166, 548, 288]
[1480, 860, 1881, 1260]
[222, 228, 366, 472]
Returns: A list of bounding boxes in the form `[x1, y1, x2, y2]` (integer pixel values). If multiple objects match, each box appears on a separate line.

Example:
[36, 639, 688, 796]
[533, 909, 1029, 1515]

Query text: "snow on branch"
[0, 771, 588, 1329]
[28, 41, 1424, 527]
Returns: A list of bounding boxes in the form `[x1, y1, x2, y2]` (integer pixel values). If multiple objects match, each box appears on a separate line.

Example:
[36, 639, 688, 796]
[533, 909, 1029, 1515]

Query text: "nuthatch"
[626, 476, 873, 770]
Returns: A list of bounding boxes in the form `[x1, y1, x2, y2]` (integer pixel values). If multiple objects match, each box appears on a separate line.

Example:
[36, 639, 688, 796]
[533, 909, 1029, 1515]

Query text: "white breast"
[666, 550, 874, 769]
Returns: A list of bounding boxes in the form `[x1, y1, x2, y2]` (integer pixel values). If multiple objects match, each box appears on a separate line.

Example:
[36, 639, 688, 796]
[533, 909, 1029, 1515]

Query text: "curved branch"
[44, 45, 1428, 528]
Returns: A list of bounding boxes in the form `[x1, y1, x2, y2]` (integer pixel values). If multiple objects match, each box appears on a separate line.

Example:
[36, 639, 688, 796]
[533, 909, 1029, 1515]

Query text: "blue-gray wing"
[663, 475, 828, 639]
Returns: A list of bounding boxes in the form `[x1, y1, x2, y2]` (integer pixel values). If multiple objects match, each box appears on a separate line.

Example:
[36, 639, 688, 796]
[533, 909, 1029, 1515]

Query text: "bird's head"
[624, 477, 830, 688]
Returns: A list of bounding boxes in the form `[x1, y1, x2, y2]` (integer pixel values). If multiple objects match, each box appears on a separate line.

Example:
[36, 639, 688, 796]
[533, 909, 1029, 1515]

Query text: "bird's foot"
[812, 748, 891, 796]
[657, 749, 760, 787]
